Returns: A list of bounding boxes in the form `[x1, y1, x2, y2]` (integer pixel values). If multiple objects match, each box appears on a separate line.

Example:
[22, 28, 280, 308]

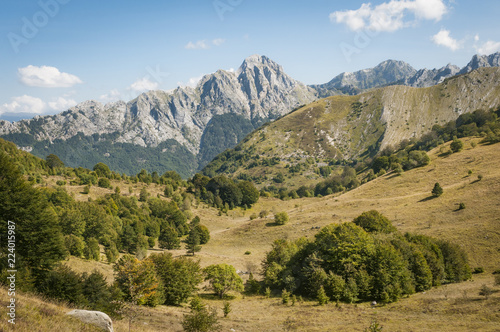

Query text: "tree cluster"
[189, 174, 260, 210]
[262, 211, 471, 304]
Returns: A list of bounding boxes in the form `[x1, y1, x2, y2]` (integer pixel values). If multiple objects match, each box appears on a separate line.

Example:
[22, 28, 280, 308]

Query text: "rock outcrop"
[66, 309, 114, 332]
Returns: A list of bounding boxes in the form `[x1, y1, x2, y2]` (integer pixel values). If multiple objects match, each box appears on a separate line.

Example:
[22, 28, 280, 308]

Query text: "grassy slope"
[23, 137, 499, 331]
[204, 68, 500, 189]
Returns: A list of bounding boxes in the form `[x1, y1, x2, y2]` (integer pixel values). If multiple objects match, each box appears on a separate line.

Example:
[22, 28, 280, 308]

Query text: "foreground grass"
[1, 272, 499, 331]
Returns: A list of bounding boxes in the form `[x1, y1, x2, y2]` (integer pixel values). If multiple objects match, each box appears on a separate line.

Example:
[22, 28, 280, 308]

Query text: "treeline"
[262, 211, 471, 304]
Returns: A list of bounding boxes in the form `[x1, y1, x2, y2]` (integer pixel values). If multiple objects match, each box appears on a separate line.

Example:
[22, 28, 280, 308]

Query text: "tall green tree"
[203, 263, 244, 298]
[0, 152, 67, 273]
[113, 255, 163, 306]
[158, 224, 180, 250]
[149, 253, 203, 305]
[185, 227, 202, 256]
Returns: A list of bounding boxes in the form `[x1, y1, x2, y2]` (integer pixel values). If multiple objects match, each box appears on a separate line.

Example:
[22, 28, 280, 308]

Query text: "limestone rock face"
[66, 309, 114, 332]
[405, 64, 460, 88]
[0, 55, 317, 155]
[459, 52, 500, 75]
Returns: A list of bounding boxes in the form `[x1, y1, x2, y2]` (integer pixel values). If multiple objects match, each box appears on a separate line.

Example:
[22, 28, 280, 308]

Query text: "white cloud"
[330, 0, 448, 32]
[177, 75, 205, 88]
[212, 38, 226, 46]
[0, 95, 46, 115]
[48, 97, 77, 111]
[18, 65, 83, 88]
[476, 40, 500, 55]
[99, 89, 122, 103]
[474, 34, 480, 42]
[185, 38, 226, 50]
[185, 40, 210, 50]
[431, 29, 462, 51]
[128, 77, 159, 93]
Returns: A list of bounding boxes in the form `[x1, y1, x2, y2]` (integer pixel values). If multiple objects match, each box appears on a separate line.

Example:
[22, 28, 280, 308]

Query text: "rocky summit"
[0, 53, 499, 176]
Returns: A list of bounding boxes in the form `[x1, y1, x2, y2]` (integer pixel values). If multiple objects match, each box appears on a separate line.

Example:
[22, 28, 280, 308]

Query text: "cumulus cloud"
[431, 29, 462, 51]
[0, 95, 80, 116]
[212, 38, 226, 46]
[185, 40, 210, 50]
[177, 75, 204, 88]
[18, 65, 83, 88]
[48, 97, 77, 111]
[128, 77, 159, 93]
[185, 38, 225, 50]
[476, 40, 500, 55]
[330, 0, 448, 32]
[0, 95, 46, 115]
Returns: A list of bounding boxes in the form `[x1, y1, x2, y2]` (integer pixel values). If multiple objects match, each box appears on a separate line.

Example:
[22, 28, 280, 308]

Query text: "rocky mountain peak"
[459, 52, 500, 74]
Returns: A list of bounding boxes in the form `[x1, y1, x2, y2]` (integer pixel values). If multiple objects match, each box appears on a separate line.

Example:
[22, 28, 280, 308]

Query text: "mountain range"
[0, 52, 499, 177]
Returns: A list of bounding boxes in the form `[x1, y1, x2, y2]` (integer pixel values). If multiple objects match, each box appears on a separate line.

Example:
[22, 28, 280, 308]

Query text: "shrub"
[259, 210, 269, 218]
[249, 213, 258, 220]
[222, 301, 231, 318]
[450, 139, 464, 153]
[56, 180, 66, 186]
[458, 203, 466, 210]
[98, 178, 111, 188]
[432, 183, 443, 197]
[317, 285, 329, 305]
[479, 284, 493, 299]
[83, 185, 90, 194]
[182, 303, 220, 332]
[282, 289, 290, 305]
[473, 267, 484, 274]
[274, 212, 289, 225]
[245, 273, 261, 295]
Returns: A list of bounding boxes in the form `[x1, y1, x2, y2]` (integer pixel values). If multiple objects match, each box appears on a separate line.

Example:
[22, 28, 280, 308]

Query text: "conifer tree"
[186, 227, 201, 255]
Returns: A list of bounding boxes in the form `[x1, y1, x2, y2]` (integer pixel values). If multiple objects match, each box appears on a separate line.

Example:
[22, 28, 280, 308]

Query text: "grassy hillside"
[3, 138, 500, 331]
[203, 68, 500, 189]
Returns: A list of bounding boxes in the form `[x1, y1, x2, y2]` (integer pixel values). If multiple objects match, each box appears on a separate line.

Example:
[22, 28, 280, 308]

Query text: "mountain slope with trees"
[203, 67, 500, 190]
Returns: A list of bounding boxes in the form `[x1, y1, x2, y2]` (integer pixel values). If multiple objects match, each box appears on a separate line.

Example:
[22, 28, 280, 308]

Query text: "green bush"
[450, 139, 464, 153]
[274, 212, 289, 225]
[432, 183, 443, 197]
[98, 178, 111, 188]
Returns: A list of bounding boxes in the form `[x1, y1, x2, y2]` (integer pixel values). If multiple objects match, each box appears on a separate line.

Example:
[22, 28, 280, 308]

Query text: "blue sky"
[1, 0, 499, 121]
